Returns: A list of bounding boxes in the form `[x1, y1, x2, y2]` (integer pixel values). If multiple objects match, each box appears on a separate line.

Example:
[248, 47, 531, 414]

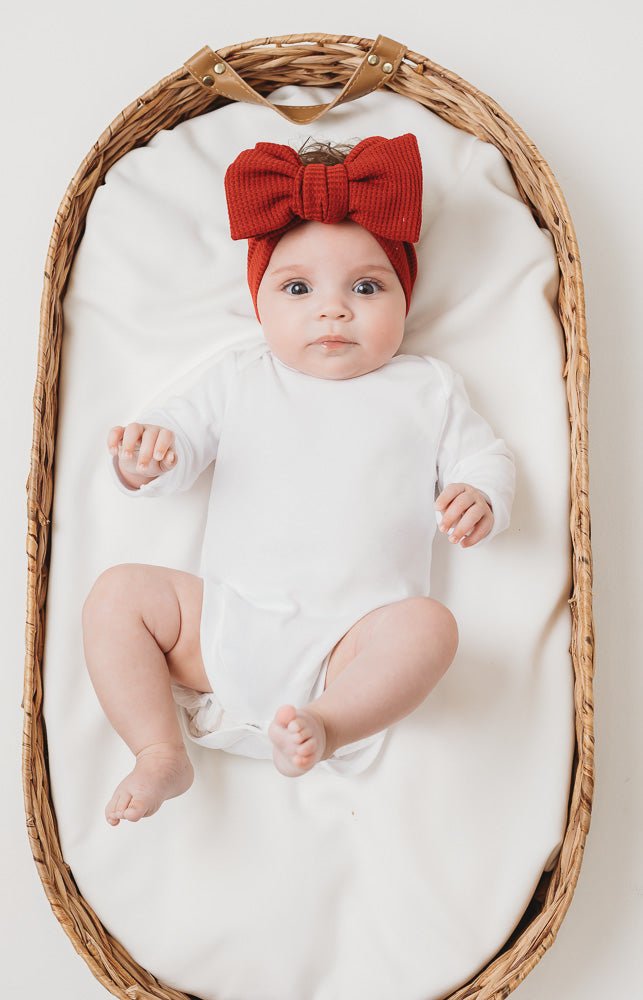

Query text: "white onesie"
[109, 342, 516, 776]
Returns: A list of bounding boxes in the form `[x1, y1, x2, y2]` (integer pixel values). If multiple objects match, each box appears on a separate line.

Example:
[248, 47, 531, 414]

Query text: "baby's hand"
[435, 483, 494, 548]
[107, 423, 177, 479]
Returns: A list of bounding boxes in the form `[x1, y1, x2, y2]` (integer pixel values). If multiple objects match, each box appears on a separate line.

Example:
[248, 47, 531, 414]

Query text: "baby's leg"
[82, 563, 212, 825]
[269, 597, 458, 776]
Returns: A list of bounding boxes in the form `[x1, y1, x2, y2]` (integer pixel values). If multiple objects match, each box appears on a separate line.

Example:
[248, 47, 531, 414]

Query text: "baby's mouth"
[312, 337, 355, 348]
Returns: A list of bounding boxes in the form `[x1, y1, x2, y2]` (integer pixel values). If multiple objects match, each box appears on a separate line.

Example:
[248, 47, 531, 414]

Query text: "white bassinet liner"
[43, 83, 574, 1000]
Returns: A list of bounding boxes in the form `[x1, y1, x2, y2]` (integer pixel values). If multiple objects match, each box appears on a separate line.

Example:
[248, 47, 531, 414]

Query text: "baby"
[82, 132, 515, 826]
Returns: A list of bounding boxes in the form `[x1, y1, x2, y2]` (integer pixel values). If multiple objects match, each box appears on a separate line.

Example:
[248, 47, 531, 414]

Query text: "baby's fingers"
[107, 426, 125, 455]
[460, 520, 491, 547]
[456, 509, 494, 547]
[136, 427, 174, 471]
[444, 505, 485, 545]
[136, 424, 163, 471]
[121, 422, 146, 457]
[150, 428, 175, 463]
[158, 450, 177, 472]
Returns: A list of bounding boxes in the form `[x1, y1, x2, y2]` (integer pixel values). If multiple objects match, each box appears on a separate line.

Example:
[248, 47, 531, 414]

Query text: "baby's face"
[256, 220, 407, 379]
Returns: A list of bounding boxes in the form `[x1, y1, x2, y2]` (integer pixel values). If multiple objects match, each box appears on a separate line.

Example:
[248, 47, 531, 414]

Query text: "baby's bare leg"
[269, 597, 458, 776]
[82, 563, 211, 824]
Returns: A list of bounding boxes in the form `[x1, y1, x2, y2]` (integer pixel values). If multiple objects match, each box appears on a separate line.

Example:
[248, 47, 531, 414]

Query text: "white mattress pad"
[44, 82, 575, 1000]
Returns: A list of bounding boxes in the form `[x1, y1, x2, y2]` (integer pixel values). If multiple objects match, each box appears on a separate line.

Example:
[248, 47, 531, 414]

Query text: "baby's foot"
[105, 742, 194, 826]
[268, 704, 329, 777]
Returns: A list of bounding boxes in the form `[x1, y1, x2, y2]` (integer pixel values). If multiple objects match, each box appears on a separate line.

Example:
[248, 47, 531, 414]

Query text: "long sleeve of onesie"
[109, 349, 238, 498]
[429, 358, 516, 547]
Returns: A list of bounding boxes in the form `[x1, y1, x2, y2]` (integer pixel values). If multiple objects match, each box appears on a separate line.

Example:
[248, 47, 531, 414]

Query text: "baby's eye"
[353, 279, 382, 295]
[282, 280, 310, 296]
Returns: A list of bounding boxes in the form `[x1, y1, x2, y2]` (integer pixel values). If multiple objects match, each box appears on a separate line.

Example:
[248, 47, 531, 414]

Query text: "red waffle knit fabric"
[224, 133, 423, 321]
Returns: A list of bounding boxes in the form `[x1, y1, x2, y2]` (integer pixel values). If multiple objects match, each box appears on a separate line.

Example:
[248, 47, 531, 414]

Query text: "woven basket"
[23, 32, 594, 1000]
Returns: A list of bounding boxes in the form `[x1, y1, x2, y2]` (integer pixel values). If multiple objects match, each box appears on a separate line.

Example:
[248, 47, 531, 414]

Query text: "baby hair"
[295, 135, 362, 166]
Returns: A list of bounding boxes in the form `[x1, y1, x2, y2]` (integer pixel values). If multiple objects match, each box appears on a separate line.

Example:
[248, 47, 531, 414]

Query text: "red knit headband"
[224, 133, 423, 321]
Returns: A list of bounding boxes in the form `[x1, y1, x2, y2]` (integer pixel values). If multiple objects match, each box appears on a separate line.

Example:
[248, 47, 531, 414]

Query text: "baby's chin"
[303, 361, 370, 381]
[278, 346, 385, 380]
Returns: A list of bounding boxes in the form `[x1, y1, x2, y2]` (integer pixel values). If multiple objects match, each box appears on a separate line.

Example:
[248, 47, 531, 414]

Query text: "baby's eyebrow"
[270, 264, 394, 276]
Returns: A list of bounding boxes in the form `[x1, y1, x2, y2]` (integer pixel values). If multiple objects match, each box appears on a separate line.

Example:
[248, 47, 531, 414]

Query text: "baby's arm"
[432, 363, 516, 548]
[107, 349, 238, 498]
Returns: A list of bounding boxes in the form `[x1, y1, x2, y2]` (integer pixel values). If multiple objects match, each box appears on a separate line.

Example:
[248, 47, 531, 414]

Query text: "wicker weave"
[22, 32, 594, 1000]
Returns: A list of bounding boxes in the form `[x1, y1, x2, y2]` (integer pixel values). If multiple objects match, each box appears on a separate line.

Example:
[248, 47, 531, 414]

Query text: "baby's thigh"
[85, 563, 211, 694]
[160, 568, 212, 694]
[325, 597, 458, 688]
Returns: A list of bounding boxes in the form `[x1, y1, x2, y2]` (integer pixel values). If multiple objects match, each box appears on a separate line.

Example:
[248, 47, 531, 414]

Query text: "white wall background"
[2, 1, 640, 996]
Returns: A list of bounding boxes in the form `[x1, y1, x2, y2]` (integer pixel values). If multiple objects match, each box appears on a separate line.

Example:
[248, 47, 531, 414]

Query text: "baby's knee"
[410, 597, 459, 661]
[81, 563, 138, 625]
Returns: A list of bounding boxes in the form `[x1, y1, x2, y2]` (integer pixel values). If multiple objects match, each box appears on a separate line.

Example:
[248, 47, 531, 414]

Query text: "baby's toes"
[292, 726, 314, 749]
[289, 715, 318, 742]
[121, 797, 149, 822]
[295, 737, 317, 759]
[287, 723, 307, 744]
[106, 790, 129, 825]
[292, 746, 317, 771]
[275, 705, 298, 729]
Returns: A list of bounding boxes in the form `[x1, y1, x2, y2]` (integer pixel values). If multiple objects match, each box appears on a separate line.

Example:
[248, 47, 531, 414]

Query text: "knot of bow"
[225, 132, 422, 244]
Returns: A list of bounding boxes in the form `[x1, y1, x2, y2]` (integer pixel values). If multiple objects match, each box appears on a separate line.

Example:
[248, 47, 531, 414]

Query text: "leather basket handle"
[183, 34, 407, 124]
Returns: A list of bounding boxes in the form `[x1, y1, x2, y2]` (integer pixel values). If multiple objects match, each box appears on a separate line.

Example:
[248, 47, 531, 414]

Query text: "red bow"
[225, 133, 423, 244]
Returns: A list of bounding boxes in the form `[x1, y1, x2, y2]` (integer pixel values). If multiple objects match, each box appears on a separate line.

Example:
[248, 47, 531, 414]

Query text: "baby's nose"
[320, 305, 349, 319]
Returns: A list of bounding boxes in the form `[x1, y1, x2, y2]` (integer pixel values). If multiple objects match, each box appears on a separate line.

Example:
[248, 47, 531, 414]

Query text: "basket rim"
[23, 31, 594, 1000]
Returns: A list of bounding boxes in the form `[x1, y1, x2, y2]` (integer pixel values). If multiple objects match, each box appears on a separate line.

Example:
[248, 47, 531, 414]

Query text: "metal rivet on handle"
[202, 75, 214, 86]
[382, 62, 394, 73]
[367, 54, 379, 65]
[214, 63, 226, 74]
